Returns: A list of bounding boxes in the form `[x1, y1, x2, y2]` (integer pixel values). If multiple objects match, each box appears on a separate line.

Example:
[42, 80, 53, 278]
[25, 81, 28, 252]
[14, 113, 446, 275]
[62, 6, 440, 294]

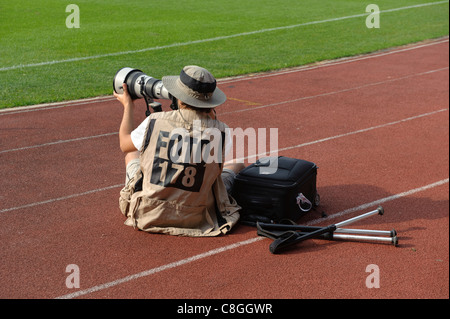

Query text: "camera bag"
[231, 156, 319, 224]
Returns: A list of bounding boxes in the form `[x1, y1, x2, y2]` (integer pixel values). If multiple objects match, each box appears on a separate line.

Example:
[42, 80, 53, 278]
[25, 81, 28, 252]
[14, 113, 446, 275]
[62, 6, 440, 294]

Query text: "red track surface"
[0, 38, 448, 299]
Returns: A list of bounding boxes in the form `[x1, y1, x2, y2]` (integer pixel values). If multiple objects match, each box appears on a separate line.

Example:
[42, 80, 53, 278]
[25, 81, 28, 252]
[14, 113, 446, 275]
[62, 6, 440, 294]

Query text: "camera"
[113, 67, 177, 115]
[113, 67, 171, 100]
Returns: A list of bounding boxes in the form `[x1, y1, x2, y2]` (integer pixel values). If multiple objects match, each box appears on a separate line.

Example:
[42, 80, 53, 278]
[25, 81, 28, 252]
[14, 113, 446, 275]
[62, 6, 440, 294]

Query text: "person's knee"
[125, 151, 139, 166]
[224, 162, 245, 174]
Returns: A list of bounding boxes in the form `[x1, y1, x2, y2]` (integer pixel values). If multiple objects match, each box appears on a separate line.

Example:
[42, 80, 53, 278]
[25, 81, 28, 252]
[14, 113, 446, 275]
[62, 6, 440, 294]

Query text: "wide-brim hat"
[162, 65, 226, 108]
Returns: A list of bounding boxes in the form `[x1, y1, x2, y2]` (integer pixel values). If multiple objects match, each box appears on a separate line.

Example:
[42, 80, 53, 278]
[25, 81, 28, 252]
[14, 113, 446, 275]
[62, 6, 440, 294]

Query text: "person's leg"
[125, 151, 139, 167]
[224, 162, 245, 174]
[124, 151, 140, 185]
[222, 162, 245, 193]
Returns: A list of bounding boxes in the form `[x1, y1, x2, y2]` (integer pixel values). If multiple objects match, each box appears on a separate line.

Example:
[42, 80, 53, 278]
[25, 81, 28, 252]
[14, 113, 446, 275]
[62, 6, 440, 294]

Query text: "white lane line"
[1, 67, 447, 155]
[55, 237, 263, 299]
[220, 67, 449, 115]
[231, 108, 449, 163]
[0, 132, 118, 155]
[1, 108, 447, 215]
[0, 37, 447, 114]
[219, 38, 449, 85]
[55, 178, 449, 299]
[0, 96, 116, 115]
[1, 1, 447, 71]
[306, 178, 450, 226]
[0, 184, 123, 214]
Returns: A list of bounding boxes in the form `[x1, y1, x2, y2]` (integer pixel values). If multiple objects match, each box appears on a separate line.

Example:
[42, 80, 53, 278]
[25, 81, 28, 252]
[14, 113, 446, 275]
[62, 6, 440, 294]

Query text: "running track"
[0, 38, 448, 300]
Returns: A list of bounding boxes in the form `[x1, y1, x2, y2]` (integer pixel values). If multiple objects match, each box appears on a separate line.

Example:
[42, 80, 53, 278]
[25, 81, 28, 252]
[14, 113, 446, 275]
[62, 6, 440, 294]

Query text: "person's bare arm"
[114, 83, 138, 153]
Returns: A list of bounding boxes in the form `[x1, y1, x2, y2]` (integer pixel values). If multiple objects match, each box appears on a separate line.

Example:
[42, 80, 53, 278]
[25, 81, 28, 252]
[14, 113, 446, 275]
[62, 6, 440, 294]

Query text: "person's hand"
[114, 83, 135, 108]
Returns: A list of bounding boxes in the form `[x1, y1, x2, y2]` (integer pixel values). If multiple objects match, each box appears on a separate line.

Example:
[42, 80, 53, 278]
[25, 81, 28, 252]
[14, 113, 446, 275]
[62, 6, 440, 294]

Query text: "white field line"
[54, 177, 449, 299]
[0, 37, 447, 115]
[219, 38, 449, 84]
[0, 1, 448, 72]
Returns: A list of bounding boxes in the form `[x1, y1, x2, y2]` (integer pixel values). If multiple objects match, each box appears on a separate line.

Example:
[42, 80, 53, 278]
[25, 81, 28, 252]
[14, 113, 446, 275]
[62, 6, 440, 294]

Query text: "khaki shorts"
[221, 168, 236, 194]
[125, 158, 141, 185]
[125, 159, 236, 193]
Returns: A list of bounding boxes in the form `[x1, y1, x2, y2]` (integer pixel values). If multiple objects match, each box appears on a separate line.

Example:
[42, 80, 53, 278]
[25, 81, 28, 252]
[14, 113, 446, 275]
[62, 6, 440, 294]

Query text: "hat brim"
[162, 75, 226, 108]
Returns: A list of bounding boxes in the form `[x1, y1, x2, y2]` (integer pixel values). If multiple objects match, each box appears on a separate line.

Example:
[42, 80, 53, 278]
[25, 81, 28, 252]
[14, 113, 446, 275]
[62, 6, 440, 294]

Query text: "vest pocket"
[119, 171, 143, 217]
[132, 197, 207, 230]
[119, 185, 133, 216]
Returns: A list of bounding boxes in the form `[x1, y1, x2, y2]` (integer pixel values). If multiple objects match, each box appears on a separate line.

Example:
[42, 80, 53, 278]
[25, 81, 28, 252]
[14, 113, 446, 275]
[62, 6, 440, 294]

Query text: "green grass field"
[0, 0, 448, 108]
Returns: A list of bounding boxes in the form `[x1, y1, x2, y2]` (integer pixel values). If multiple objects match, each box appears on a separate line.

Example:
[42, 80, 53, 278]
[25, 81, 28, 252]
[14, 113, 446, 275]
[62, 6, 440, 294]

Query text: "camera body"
[113, 67, 177, 114]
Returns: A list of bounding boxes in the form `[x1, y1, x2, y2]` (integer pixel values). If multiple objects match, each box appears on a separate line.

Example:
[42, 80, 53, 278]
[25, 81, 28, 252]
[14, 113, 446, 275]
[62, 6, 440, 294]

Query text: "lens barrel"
[113, 67, 171, 100]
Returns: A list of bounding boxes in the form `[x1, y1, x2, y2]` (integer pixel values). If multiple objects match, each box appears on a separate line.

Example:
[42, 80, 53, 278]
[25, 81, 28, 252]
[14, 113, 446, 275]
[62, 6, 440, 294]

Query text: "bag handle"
[296, 193, 312, 212]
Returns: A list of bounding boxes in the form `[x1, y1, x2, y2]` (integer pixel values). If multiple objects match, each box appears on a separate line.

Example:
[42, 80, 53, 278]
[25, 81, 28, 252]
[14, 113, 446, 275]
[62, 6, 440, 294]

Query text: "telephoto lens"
[113, 67, 171, 100]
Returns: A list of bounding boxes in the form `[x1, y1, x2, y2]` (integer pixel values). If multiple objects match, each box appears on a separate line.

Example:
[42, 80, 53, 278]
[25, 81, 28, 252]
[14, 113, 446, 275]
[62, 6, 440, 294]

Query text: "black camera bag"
[231, 156, 319, 224]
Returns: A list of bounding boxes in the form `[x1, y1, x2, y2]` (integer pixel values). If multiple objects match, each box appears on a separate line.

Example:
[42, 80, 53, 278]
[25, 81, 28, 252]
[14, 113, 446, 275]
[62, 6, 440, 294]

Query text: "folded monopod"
[259, 206, 398, 254]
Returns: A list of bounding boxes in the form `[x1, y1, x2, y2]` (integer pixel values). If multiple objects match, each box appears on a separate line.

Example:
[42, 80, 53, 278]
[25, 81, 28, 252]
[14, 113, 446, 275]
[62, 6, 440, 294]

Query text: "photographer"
[114, 65, 243, 236]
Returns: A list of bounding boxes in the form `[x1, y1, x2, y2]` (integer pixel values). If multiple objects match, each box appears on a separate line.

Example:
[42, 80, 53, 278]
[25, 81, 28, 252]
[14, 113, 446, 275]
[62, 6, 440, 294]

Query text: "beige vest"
[119, 108, 240, 236]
